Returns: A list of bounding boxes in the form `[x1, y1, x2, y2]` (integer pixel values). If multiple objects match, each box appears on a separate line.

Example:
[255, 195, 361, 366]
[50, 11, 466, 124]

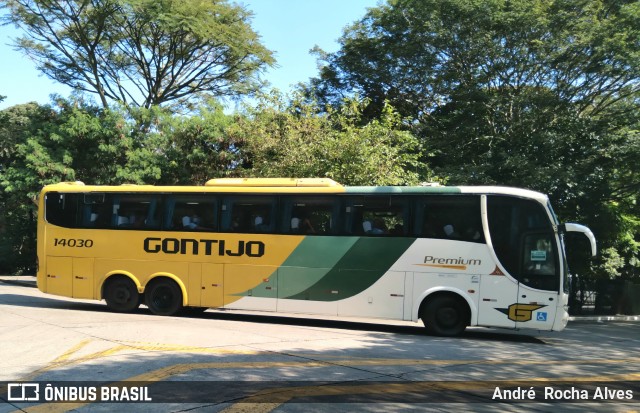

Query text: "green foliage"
[310, 0, 639, 121]
[0, 102, 62, 273]
[0, 99, 136, 273]
[233, 91, 427, 186]
[145, 101, 243, 184]
[2, 0, 274, 108]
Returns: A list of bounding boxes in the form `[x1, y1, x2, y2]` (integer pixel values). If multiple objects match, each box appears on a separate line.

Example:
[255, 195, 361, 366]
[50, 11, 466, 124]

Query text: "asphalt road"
[1, 277, 639, 412]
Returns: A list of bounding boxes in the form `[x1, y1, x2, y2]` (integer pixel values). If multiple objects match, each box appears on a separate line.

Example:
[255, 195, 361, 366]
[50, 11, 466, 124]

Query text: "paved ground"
[1, 275, 639, 412]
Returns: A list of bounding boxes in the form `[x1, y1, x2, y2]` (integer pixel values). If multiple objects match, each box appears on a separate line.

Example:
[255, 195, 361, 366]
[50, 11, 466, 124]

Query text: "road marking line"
[120, 341, 259, 355]
[52, 339, 93, 363]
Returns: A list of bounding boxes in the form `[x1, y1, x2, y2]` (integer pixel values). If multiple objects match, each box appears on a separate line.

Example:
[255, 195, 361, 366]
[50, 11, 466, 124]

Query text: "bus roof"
[40, 179, 549, 202]
[345, 185, 548, 201]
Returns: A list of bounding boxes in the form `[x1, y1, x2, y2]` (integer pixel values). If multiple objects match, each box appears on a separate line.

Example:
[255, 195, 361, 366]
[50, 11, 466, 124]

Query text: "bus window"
[165, 195, 217, 231]
[45, 192, 82, 228]
[112, 194, 161, 229]
[221, 196, 277, 233]
[81, 193, 111, 228]
[487, 196, 559, 290]
[345, 196, 409, 236]
[416, 196, 484, 243]
[281, 196, 339, 235]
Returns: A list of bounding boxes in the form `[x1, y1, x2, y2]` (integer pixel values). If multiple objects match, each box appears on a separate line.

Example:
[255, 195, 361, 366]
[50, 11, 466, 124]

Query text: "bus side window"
[417, 196, 484, 243]
[282, 196, 339, 235]
[222, 196, 276, 233]
[81, 193, 106, 227]
[111, 194, 160, 229]
[345, 196, 409, 236]
[164, 196, 217, 231]
[45, 192, 82, 228]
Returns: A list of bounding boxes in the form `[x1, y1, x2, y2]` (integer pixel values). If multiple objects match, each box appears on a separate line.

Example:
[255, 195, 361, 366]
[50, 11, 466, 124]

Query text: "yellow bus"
[36, 178, 596, 336]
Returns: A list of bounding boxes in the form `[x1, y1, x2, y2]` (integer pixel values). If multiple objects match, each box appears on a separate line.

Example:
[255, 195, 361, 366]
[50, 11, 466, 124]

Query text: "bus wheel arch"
[419, 291, 471, 337]
[102, 274, 141, 313]
[144, 276, 184, 316]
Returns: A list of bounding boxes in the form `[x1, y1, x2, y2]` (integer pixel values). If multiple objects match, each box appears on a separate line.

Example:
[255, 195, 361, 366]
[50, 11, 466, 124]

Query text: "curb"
[569, 315, 640, 322]
[0, 276, 37, 288]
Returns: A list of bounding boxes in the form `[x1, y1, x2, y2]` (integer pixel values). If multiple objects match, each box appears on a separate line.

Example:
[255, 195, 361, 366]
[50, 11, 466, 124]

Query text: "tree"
[309, 0, 639, 124]
[130, 101, 243, 185]
[232, 91, 428, 186]
[0, 99, 139, 273]
[0, 102, 68, 273]
[2, 0, 275, 109]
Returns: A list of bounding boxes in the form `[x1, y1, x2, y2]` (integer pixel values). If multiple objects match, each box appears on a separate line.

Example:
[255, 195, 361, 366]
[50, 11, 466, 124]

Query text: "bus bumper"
[552, 305, 570, 331]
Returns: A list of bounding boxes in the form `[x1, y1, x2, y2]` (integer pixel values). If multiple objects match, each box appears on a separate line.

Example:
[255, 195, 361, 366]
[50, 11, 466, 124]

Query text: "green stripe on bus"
[285, 237, 416, 301]
[280, 237, 359, 268]
[275, 237, 359, 298]
[235, 237, 358, 299]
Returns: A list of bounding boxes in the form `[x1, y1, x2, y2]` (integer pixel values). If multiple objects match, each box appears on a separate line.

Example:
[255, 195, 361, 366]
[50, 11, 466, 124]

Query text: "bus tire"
[421, 294, 469, 337]
[104, 276, 140, 313]
[145, 278, 183, 316]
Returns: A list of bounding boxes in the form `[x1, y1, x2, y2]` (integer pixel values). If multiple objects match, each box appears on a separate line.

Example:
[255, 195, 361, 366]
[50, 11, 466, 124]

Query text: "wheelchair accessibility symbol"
[536, 312, 548, 322]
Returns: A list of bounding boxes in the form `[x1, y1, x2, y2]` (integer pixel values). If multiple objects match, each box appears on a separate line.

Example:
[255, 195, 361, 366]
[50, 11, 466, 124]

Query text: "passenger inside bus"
[181, 208, 213, 231]
[291, 211, 316, 234]
[363, 218, 387, 235]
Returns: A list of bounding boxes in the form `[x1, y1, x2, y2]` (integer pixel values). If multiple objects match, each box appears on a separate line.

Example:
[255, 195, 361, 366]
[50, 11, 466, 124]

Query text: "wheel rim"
[151, 285, 175, 312]
[113, 285, 132, 305]
[105, 277, 139, 312]
[435, 306, 459, 328]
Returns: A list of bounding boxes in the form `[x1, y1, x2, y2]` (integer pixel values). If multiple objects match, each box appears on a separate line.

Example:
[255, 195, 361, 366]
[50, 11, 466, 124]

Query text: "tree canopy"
[232, 92, 426, 186]
[2, 0, 275, 108]
[310, 0, 639, 122]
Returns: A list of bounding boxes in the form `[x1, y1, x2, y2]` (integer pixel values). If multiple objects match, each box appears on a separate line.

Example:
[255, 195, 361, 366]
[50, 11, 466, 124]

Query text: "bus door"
[198, 263, 224, 308]
[515, 231, 560, 329]
[473, 195, 516, 329]
[477, 272, 517, 329]
[45, 256, 73, 297]
[485, 196, 559, 330]
[72, 257, 94, 299]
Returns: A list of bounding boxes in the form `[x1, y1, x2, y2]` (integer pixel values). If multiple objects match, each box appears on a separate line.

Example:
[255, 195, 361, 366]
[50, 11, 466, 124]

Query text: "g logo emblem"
[507, 303, 545, 322]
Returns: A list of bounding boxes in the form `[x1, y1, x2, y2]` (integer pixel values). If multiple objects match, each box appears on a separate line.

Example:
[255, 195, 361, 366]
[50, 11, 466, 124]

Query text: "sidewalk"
[1, 275, 639, 323]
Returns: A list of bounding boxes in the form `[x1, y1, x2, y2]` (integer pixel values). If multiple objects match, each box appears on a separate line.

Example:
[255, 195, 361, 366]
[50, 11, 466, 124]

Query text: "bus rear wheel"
[104, 276, 140, 313]
[421, 295, 469, 337]
[145, 278, 183, 316]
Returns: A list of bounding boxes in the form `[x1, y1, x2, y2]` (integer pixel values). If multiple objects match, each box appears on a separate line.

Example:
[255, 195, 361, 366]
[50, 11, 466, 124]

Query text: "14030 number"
[53, 238, 94, 248]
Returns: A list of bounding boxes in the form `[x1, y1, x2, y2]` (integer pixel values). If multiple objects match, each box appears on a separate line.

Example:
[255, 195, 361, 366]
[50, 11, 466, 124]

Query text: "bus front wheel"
[145, 278, 183, 316]
[421, 294, 469, 337]
[104, 276, 140, 313]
